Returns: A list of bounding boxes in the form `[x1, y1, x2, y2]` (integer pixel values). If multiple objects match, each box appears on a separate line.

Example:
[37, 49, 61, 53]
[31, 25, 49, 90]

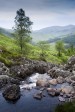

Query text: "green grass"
[0, 34, 21, 66]
[0, 33, 71, 66]
[55, 101, 75, 112]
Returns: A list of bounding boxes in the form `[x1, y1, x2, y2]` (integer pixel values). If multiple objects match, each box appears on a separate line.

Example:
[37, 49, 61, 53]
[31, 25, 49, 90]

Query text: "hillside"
[48, 34, 75, 45]
[0, 25, 75, 44]
[32, 25, 75, 42]
[0, 27, 13, 37]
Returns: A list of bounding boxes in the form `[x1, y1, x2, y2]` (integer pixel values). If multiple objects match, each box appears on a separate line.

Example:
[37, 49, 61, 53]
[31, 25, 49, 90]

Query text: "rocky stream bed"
[0, 56, 75, 112]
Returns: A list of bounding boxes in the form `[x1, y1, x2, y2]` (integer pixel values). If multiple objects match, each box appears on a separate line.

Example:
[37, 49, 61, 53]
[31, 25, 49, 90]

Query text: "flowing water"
[0, 73, 68, 112]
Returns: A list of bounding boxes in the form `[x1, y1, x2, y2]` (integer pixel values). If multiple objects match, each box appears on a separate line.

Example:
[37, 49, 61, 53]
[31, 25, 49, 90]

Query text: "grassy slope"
[0, 34, 21, 66]
[0, 34, 69, 66]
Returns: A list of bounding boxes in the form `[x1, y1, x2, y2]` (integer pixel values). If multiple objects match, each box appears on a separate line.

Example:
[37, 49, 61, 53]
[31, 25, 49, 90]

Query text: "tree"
[67, 44, 75, 56]
[55, 40, 64, 57]
[37, 41, 50, 61]
[14, 8, 33, 54]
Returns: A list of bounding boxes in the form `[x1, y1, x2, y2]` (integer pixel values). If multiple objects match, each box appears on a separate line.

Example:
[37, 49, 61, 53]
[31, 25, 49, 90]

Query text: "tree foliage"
[37, 41, 50, 61]
[14, 8, 33, 54]
[55, 40, 64, 56]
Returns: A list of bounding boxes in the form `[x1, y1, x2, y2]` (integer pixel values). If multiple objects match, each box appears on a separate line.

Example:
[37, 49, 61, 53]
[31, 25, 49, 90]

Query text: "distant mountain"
[0, 27, 13, 37]
[31, 25, 75, 42]
[48, 34, 75, 45]
[0, 25, 75, 45]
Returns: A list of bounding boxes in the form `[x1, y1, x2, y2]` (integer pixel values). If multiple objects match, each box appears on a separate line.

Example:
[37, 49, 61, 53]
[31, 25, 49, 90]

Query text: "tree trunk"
[58, 50, 61, 57]
[20, 36, 23, 54]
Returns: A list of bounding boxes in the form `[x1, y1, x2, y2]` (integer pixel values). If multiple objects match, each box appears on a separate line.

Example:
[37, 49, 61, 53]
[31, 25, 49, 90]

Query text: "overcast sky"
[0, 0, 75, 30]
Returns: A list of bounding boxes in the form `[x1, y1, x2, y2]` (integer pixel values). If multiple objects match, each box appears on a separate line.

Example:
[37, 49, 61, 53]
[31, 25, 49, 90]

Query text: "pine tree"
[14, 8, 33, 53]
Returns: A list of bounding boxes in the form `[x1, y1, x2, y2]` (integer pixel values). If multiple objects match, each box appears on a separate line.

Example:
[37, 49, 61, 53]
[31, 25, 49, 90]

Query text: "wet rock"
[65, 94, 72, 98]
[33, 91, 43, 100]
[69, 96, 75, 102]
[59, 96, 65, 102]
[48, 67, 72, 78]
[65, 77, 72, 84]
[0, 62, 10, 75]
[65, 56, 75, 70]
[39, 88, 45, 91]
[47, 67, 59, 78]
[70, 75, 75, 81]
[0, 75, 10, 88]
[48, 79, 57, 85]
[66, 75, 75, 85]
[10, 59, 55, 79]
[68, 56, 75, 65]
[61, 85, 74, 94]
[0, 75, 20, 89]
[9, 78, 20, 85]
[60, 93, 64, 96]
[57, 76, 65, 84]
[10, 65, 33, 79]
[2, 84, 20, 101]
[47, 88, 60, 96]
[36, 80, 48, 87]
[71, 82, 75, 86]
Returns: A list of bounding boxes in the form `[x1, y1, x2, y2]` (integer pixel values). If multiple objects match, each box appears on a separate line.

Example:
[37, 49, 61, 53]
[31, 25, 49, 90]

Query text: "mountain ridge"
[31, 25, 75, 42]
[0, 25, 75, 44]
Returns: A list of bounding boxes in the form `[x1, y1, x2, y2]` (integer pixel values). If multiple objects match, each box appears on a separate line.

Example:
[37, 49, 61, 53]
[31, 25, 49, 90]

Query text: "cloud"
[0, 0, 75, 12]
[0, 0, 75, 30]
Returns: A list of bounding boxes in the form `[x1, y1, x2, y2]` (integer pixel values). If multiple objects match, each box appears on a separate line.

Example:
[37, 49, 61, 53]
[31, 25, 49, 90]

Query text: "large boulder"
[47, 88, 60, 96]
[65, 75, 75, 84]
[0, 75, 9, 88]
[0, 62, 10, 75]
[65, 56, 75, 71]
[61, 85, 74, 94]
[36, 79, 48, 87]
[9, 78, 20, 85]
[10, 59, 55, 79]
[33, 91, 43, 100]
[56, 76, 65, 84]
[0, 75, 20, 89]
[48, 67, 73, 78]
[59, 96, 65, 102]
[10, 65, 33, 78]
[48, 79, 57, 85]
[67, 56, 75, 65]
[2, 84, 20, 101]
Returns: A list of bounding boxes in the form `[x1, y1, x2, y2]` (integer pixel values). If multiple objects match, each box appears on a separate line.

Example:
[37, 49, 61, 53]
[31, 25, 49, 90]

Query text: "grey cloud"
[0, 0, 75, 12]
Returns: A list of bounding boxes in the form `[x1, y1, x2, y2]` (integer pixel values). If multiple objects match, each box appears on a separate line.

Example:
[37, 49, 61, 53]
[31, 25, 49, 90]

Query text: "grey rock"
[33, 91, 43, 100]
[2, 84, 20, 101]
[59, 96, 65, 102]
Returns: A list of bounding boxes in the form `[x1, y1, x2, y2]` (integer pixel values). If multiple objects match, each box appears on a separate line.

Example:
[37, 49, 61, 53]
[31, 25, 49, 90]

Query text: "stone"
[65, 77, 72, 84]
[48, 91, 56, 96]
[47, 88, 60, 96]
[68, 56, 75, 65]
[48, 67, 72, 78]
[48, 79, 57, 85]
[33, 91, 43, 100]
[0, 75, 9, 88]
[57, 76, 65, 84]
[59, 96, 65, 102]
[0, 62, 10, 75]
[61, 85, 74, 94]
[36, 80, 48, 87]
[9, 78, 20, 85]
[2, 84, 20, 101]
[10, 59, 54, 79]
